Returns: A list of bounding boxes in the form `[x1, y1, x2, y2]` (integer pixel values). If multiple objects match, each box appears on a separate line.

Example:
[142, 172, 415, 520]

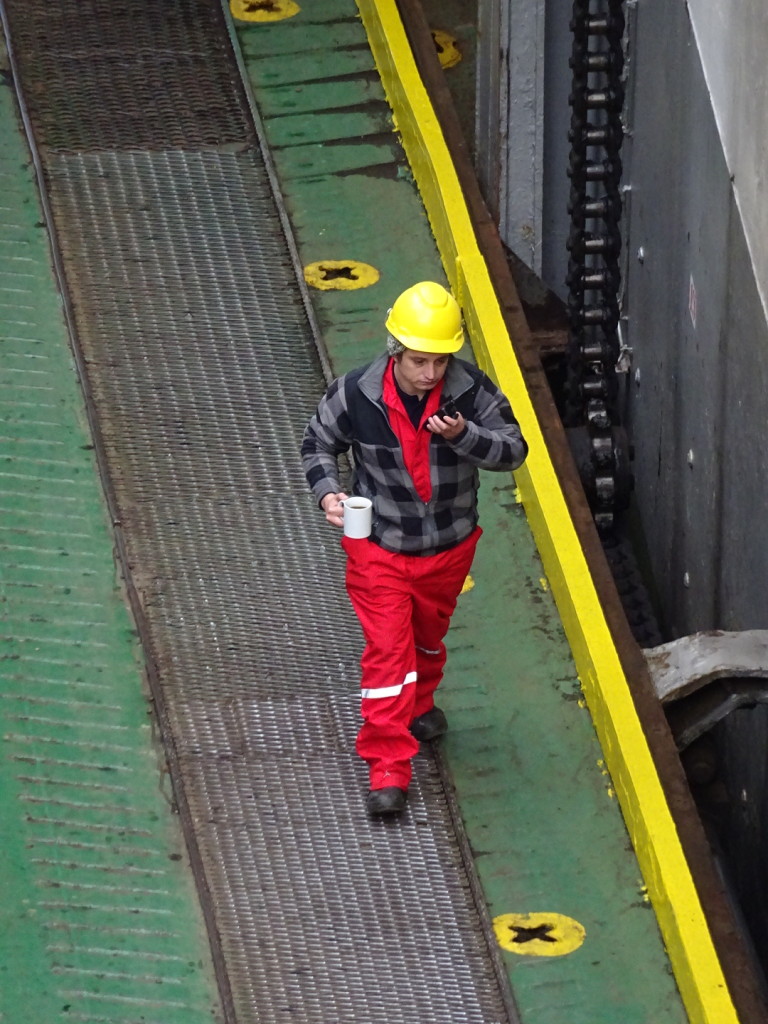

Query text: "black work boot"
[410, 706, 448, 742]
[366, 787, 407, 816]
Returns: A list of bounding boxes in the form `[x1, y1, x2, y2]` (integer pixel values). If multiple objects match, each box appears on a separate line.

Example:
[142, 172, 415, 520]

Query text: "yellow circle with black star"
[230, 0, 300, 22]
[493, 912, 586, 956]
[432, 30, 462, 69]
[304, 260, 380, 291]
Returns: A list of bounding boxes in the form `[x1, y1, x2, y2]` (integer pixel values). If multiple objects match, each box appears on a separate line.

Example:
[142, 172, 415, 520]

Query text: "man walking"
[302, 281, 527, 816]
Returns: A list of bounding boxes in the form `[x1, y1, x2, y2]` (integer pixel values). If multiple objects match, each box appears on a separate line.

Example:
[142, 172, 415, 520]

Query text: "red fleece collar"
[382, 358, 443, 502]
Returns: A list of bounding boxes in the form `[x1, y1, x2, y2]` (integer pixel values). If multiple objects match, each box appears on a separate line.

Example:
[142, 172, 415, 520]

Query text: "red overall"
[343, 529, 480, 790]
[342, 360, 481, 791]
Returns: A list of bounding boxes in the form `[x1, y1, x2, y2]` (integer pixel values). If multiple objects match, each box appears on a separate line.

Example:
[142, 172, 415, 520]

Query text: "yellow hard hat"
[385, 281, 464, 353]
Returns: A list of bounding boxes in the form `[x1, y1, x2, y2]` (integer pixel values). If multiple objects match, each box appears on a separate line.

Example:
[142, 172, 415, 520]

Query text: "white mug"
[342, 496, 372, 538]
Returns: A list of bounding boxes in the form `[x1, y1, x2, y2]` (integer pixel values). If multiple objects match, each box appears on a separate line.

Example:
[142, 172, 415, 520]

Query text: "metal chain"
[565, 0, 629, 533]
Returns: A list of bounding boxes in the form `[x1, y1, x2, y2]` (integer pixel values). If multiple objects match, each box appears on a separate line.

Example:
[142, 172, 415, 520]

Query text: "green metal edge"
[0, 45, 222, 1024]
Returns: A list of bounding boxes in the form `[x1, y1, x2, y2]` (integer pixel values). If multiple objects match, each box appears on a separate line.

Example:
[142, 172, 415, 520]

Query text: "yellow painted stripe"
[354, 3, 738, 1023]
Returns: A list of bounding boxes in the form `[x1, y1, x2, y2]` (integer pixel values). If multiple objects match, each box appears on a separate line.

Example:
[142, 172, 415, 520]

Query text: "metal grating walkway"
[1, 1, 516, 1021]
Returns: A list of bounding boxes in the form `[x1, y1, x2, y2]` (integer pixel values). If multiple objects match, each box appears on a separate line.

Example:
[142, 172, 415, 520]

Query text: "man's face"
[393, 349, 450, 396]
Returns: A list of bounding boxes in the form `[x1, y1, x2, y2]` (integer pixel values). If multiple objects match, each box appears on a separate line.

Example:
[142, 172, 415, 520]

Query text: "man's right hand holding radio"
[426, 408, 466, 439]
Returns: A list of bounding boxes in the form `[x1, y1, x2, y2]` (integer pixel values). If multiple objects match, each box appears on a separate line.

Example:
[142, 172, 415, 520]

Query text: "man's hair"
[386, 333, 406, 356]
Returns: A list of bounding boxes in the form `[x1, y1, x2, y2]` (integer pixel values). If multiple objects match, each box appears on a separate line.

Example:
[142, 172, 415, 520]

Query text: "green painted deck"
[0, 50, 222, 1024]
[0, 3, 691, 1022]
[232, 3, 689, 1022]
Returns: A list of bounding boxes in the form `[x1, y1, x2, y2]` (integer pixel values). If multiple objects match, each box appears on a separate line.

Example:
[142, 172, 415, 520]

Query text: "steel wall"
[624, 0, 768, 636]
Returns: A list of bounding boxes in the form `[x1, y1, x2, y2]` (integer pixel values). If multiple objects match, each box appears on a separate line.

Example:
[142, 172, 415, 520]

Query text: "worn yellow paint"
[354, 2, 740, 1022]
[304, 260, 380, 290]
[431, 30, 462, 69]
[230, 0, 300, 22]
[493, 912, 586, 957]
[460, 574, 474, 595]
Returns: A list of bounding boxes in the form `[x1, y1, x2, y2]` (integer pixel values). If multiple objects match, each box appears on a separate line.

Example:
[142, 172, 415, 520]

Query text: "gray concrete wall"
[625, 0, 768, 637]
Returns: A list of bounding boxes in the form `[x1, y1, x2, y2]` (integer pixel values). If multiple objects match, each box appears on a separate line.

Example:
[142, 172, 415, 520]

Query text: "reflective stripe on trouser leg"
[342, 537, 419, 790]
[410, 528, 482, 718]
[342, 529, 482, 787]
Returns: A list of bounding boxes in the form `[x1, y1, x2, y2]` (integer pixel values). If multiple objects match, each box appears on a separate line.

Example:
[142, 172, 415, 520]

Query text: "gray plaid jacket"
[301, 354, 527, 555]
